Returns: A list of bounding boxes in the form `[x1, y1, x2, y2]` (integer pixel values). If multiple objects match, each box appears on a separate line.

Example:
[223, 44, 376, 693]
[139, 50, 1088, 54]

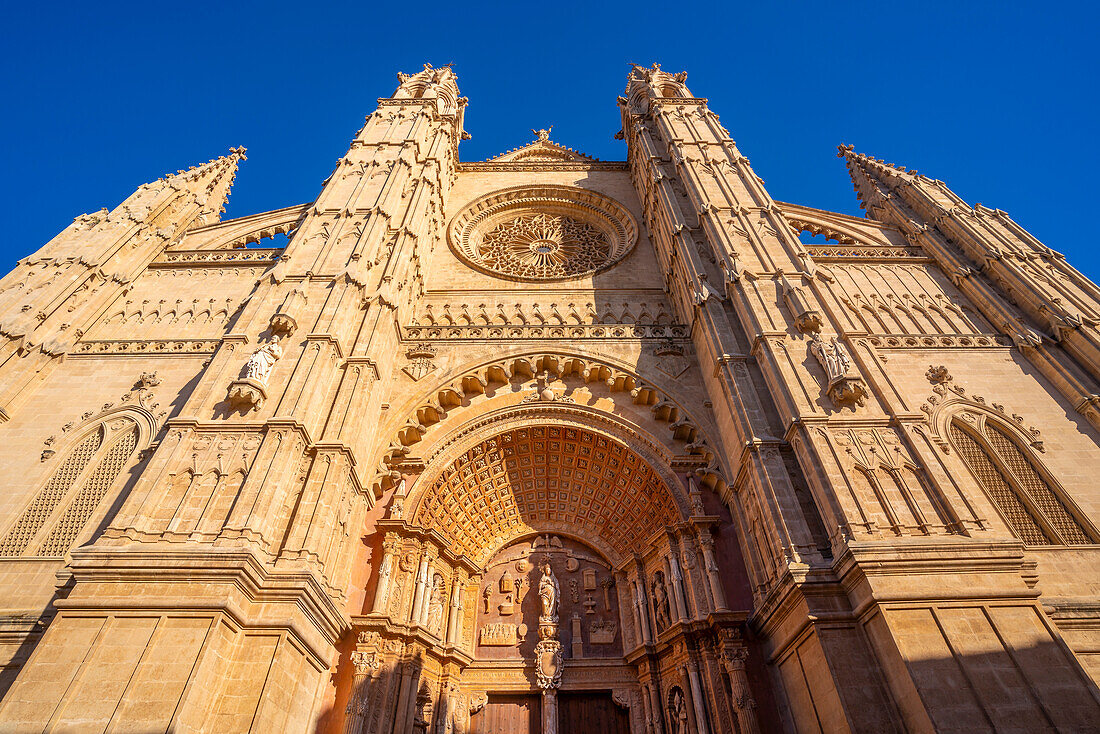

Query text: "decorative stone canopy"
[409, 424, 681, 564]
[448, 185, 638, 282]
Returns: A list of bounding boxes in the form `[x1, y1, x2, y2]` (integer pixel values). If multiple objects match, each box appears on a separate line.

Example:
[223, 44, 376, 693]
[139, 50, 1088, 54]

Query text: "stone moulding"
[402, 324, 688, 341]
[457, 161, 629, 172]
[866, 334, 1012, 349]
[448, 185, 639, 283]
[73, 339, 221, 356]
[150, 248, 283, 267]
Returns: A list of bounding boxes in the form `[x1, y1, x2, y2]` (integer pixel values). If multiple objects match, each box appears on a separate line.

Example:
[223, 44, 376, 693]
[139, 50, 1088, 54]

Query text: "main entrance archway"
[340, 417, 763, 734]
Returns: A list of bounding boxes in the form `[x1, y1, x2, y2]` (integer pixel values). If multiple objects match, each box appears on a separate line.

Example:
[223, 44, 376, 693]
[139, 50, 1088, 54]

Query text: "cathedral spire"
[156, 145, 248, 228]
[837, 144, 921, 217]
[837, 143, 1100, 413]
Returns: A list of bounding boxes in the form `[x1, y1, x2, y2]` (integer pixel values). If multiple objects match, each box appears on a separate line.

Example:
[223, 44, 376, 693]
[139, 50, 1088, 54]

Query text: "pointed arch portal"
[345, 412, 756, 734]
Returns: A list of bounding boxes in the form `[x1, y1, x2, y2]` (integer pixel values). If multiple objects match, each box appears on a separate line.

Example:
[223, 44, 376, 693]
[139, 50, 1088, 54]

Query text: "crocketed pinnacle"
[159, 146, 248, 224]
[837, 145, 921, 211]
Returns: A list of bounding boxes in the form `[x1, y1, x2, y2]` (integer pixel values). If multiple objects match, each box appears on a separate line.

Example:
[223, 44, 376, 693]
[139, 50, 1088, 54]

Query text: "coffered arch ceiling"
[372, 351, 726, 498]
[408, 421, 683, 565]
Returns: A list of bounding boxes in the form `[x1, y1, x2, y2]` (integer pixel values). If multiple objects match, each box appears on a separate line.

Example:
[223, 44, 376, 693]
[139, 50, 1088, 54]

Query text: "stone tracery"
[479, 213, 611, 280]
[449, 185, 638, 282]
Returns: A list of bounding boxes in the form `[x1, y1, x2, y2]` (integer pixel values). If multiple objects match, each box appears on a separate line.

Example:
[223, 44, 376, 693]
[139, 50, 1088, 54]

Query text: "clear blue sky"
[2, 2, 1097, 278]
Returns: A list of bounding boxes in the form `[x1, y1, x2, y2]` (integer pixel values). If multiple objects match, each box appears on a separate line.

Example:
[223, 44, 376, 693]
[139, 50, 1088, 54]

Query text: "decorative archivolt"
[448, 186, 638, 282]
[372, 352, 723, 497]
[405, 421, 685, 565]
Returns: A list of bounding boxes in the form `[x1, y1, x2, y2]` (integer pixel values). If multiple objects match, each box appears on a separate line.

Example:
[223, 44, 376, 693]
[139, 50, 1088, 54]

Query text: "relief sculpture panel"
[474, 534, 622, 662]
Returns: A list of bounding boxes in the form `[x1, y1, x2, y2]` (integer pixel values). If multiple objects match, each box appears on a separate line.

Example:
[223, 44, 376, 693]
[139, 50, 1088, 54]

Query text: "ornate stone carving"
[243, 336, 282, 383]
[479, 622, 520, 646]
[590, 620, 617, 644]
[449, 185, 638, 282]
[412, 425, 681, 562]
[926, 364, 952, 384]
[403, 343, 438, 382]
[809, 334, 868, 407]
[227, 337, 283, 411]
[651, 571, 672, 634]
[654, 341, 690, 378]
[534, 559, 563, 689]
[426, 572, 446, 636]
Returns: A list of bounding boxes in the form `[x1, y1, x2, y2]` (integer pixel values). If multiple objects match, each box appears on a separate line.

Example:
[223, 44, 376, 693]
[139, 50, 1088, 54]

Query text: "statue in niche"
[667, 687, 687, 734]
[426, 573, 446, 635]
[413, 683, 434, 733]
[483, 585, 492, 613]
[243, 336, 283, 385]
[652, 572, 672, 633]
[538, 560, 559, 622]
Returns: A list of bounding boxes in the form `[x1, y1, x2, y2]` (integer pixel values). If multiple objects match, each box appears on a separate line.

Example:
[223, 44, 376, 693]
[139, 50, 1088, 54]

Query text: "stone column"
[667, 548, 690, 620]
[634, 577, 653, 644]
[391, 661, 419, 734]
[685, 660, 711, 734]
[445, 570, 462, 644]
[373, 535, 399, 614]
[697, 530, 727, 612]
[648, 680, 666, 734]
[663, 555, 686, 622]
[628, 579, 645, 647]
[639, 683, 655, 734]
[365, 643, 402, 734]
[409, 547, 430, 625]
[721, 646, 761, 734]
[343, 647, 379, 734]
[542, 689, 558, 734]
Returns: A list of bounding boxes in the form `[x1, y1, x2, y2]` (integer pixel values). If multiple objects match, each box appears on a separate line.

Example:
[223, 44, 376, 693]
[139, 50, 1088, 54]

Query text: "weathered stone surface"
[0, 64, 1097, 733]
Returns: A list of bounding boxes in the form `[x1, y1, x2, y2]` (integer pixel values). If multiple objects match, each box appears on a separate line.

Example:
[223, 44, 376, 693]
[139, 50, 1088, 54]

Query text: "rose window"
[449, 185, 638, 282]
[479, 213, 611, 279]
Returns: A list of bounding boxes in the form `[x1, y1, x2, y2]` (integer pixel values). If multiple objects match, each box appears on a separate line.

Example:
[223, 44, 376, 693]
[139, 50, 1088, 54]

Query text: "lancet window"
[949, 420, 1094, 545]
[0, 417, 140, 557]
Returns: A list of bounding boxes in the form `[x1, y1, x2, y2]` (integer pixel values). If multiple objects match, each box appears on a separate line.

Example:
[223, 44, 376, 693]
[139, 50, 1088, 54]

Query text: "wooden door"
[469, 693, 541, 734]
[558, 691, 630, 734]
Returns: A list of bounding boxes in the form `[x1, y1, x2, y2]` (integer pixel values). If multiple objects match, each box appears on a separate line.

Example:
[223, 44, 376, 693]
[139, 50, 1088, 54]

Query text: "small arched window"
[0, 417, 141, 557]
[949, 419, 1094, 545]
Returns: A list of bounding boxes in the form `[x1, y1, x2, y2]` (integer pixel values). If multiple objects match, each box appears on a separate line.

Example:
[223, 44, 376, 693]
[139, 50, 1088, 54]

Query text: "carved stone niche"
[226, 378, 266, 412]
[269, 288, 307, 337]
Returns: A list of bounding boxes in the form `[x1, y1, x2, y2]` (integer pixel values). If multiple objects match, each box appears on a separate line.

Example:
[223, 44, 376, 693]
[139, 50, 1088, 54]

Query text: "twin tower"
[0, 63, 1097, 733]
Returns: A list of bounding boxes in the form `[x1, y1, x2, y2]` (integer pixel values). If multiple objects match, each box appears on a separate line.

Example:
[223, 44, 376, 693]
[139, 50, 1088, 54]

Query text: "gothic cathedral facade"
[0, 64, 1098, 733]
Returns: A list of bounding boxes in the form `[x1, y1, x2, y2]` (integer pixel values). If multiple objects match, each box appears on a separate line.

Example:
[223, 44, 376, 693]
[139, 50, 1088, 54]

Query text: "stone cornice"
[402, 323, 688, 341]
[72, 339, 221, 356]
[60, 547, 349, 666]
[150, 248, 282, 267]
[457, 161, 628, 172]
